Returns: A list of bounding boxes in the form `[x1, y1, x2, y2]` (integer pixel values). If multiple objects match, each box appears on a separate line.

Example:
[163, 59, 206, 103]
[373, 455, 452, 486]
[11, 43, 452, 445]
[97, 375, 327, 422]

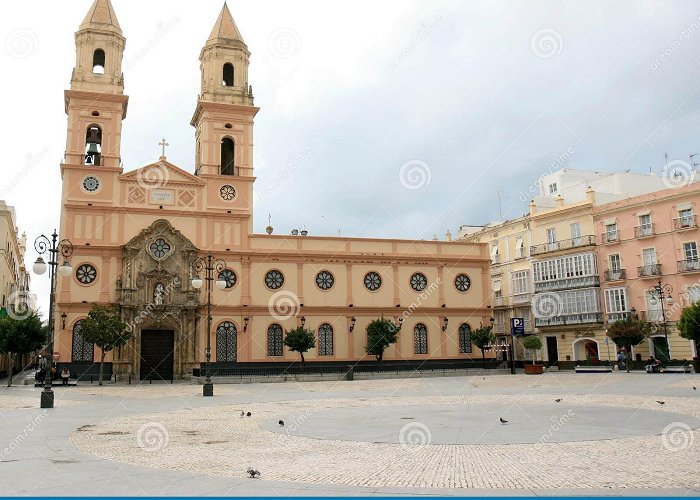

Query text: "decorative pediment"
[120, 159, 204, 187]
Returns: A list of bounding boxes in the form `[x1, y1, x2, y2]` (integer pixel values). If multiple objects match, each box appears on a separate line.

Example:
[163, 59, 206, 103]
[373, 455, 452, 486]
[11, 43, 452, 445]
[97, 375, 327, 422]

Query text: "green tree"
[678, 301, 700, 350]
[470, 325, 495, 364]
[0, 313, 46, 387]
[364, 318, 399, 361]
[522, 335, 543, 365]
[283, 327, 316, 368]
[79, 305, 131, 385]
[606, 316, 650, 373]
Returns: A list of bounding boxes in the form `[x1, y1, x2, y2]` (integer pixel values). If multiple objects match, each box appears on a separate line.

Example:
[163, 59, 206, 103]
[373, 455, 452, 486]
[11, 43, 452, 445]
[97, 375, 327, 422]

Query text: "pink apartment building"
[594, 182, 700, 362]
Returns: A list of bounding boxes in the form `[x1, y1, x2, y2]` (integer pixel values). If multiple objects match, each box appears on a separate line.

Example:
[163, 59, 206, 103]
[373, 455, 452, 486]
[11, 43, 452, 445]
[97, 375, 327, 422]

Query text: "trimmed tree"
[469, 325, 495, 364]
[284, 327, 316, 369]
[678, 301, 700, 356]
[365, 318, 399, 361]
[79, 305, 131, 385]
[522, 335, 543, 365]
[0, 313, 46, 387]
[606, 316, 650, 373]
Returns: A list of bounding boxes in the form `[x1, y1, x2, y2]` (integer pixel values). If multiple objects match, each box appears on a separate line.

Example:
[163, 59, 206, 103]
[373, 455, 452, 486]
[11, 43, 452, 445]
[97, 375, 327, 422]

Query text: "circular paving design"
[70, 393, 700, 489]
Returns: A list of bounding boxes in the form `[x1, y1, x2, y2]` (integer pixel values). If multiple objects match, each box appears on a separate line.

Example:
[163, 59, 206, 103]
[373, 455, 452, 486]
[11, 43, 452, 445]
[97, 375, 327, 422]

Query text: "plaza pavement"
[0, 371, 699, 496]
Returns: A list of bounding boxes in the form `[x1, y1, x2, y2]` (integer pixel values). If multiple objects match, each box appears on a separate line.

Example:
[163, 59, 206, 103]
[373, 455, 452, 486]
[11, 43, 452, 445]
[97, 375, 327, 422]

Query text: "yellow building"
[0, 201, 31, 375]
[52, 0, 491, 380]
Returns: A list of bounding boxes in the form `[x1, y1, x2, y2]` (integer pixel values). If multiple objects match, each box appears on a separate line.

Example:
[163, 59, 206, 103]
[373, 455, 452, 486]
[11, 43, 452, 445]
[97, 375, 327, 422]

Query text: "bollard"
[346, 365, 354, 381]
[128, 375, 131, 385]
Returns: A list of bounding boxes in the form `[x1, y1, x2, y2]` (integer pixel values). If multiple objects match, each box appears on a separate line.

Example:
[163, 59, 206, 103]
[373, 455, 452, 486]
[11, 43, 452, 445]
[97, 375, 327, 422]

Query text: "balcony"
[678, 259, 700, 273]
[638, 264, 662, 278]
[493, 323, 505, 334]
[634, 224, 654, 238]
[534, 275, 600, 292]
[491, 254, 501, 264]
[603, 269, 626, 282]
[606, 311, 634, 323]
[535, 312, 603, 327]
[493, 296, 508, 308]
[530, 235, 596, 257]
[601, 231, 620, 244]
[512, 292, 532, 305]
[673, 215, 697, 230]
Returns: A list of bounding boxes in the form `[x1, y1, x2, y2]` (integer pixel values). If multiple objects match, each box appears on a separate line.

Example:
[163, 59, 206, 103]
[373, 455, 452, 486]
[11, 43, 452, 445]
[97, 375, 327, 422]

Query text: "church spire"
[79, 0, 122, 34]
[207, 2, 245, 45]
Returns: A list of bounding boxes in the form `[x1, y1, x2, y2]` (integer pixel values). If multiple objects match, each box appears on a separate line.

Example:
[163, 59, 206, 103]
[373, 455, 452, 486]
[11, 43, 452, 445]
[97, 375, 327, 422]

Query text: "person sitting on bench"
[646, 356, 661, 373]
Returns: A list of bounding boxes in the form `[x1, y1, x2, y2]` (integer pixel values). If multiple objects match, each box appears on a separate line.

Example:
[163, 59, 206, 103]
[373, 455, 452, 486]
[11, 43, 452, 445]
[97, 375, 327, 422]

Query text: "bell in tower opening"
[85, 125, 102, 165]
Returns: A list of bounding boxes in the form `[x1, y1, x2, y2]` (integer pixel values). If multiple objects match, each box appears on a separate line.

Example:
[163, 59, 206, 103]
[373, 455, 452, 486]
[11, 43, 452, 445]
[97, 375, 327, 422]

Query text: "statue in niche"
[154, 283, 165, 305]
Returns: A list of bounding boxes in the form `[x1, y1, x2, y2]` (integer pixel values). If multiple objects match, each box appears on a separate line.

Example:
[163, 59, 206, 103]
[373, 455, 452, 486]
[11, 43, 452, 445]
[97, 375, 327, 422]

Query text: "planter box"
[524, 364, 544, 375]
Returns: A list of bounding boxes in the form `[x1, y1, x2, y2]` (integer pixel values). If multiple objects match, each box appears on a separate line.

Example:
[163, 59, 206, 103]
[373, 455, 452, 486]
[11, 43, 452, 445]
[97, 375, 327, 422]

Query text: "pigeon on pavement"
[279, 420, 284, 426]
[499, 417, 508, 424]
[656, 401, 665, 405]
[247, 468, 260, 478]
[554, 398, 562, 403]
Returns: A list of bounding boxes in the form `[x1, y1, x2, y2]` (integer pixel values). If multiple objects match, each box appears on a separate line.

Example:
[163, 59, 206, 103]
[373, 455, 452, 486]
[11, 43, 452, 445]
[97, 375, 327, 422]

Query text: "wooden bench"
[661, 365, 692, 373]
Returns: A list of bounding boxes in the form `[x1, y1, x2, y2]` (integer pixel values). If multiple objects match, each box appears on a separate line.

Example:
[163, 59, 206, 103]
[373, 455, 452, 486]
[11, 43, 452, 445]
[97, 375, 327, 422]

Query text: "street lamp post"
[191, 253, 227, 397]
[33, 231, 73, 409]
[648, 280, 674, 362]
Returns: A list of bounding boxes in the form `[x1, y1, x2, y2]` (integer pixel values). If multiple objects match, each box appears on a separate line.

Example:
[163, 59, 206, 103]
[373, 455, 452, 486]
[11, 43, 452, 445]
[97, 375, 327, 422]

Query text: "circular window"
[455, 273, 471, 292]
[218, 269, 237, 289]
[82, 176, 100, 192]
[149, 238, 171, 259]
[363, 271, 382, 291]
[220, 185, 236, 201]
[265, 269, 284, 290]
[75, 263, 97, 284]
[315, 270, 334, 291]
[410, 272, 428, 292]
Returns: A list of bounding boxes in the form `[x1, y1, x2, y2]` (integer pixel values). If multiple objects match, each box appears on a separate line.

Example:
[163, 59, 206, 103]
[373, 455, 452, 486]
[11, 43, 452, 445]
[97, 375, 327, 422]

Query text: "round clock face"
[82, 176, 100, 192]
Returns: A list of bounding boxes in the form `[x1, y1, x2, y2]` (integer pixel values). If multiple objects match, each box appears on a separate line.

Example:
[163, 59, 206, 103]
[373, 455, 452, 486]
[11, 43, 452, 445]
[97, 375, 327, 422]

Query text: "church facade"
[54, 0, 491, 380]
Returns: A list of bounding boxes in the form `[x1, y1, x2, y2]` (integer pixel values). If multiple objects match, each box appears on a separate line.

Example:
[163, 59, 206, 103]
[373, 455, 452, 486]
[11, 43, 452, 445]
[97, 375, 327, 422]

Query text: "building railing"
[512, 292, 532, 304]
[674, 215, 697, 230]
[535, 312, 603, 327]
[638, 264, 662, 278]
[493, 296, 508, 308]
[491, 254, 501, 264]
[530, 235, 595, 256]
[533, 275, 600, 292]
[601, 231, 619, 244]
[606, 311, 633, 323]
[634, 224, 654, 238]
[678, 259, 700, 273]
[603, 269, 626, 281]
[493, 323, 505, 334]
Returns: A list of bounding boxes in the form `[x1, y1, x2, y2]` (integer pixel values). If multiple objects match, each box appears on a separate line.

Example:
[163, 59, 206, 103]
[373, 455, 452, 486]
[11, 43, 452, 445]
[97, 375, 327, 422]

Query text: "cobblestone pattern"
[70, 394, 700, 489]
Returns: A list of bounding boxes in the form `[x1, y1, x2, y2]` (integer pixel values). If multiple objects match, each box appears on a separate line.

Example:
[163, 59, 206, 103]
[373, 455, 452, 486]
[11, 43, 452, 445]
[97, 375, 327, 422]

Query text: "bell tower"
[64, 0, 128, 169]
[191, 3, 258, 182]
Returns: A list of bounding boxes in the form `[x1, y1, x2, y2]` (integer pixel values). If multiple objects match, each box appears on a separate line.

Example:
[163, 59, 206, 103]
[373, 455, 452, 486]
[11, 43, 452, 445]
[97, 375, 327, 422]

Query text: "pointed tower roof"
[79, 0, 122, 34]
[207, 3, 245, 45]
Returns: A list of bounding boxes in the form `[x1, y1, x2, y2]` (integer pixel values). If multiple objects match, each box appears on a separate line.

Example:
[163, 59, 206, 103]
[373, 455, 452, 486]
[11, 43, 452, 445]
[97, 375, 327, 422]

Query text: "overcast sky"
[3, 0, 700, 310]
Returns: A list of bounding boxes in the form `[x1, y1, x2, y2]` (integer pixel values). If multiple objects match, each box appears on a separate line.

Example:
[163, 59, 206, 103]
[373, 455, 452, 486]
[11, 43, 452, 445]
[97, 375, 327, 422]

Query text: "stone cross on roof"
[159, 138, 169, 159]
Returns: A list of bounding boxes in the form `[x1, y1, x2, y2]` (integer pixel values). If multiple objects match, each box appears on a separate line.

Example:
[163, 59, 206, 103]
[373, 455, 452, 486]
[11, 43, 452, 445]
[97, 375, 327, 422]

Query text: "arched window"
[72, 320, 94, 362]
[267, 324, 283, 356]
[216, 321, 237, 362]
[458, 323, 472, 353]
[414, 323, 428, 355]
[92, 49, 105, 74]
[222, 63, 234, 86]
[220, 137, 235, 175]
[318, 323, 333, 356]
[84, 125, 102, 166]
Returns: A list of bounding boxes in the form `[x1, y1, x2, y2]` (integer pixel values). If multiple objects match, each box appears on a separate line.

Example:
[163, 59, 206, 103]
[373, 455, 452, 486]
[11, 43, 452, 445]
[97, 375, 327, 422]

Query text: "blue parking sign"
[510, 317, 525, 335]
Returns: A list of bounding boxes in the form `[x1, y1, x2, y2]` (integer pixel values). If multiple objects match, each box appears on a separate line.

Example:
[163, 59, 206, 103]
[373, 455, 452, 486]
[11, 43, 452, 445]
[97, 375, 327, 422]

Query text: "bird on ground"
[499, 417, 508, 424]
[240, 411, 245, 417]
[554, 398, 562, 403]
[656, 401, 665, 405]
[279, 420, 285, 426]
[247, 412, 252, 417]
[246, 468, 260, 478]
[693, 386, 697, 391]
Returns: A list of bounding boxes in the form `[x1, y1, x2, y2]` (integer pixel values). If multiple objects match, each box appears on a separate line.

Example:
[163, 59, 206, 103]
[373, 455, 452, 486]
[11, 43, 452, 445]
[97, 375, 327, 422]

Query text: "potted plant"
[522, 335, 544, 374]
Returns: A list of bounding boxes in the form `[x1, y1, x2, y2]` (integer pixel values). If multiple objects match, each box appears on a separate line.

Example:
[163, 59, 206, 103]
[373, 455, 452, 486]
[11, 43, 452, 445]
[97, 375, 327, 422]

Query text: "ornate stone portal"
[114, 219, 200, 379]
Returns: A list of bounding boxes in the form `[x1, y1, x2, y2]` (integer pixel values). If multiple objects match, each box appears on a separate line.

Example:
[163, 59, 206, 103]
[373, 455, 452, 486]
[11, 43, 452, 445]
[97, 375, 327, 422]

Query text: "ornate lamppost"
[191, 253, 227, 397]
[648, 280, 673, 362]
[33, 231, 73, 409]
